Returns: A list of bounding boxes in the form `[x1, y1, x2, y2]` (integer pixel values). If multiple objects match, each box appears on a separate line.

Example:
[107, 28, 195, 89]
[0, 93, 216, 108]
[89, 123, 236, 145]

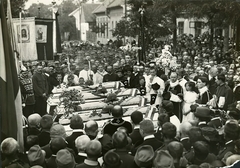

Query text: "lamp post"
[52, 0, 58, 54]
[139, 5, 146, 63]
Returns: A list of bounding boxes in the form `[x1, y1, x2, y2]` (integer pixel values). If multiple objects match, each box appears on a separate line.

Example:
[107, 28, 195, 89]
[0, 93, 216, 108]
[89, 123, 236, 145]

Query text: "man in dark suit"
[38, 115, 53, 147]
[75, 135, 90, 164]
[132, 119, 163, 155]
[66, 115, 85, 155]
[76, 140, 102, 168]
[103, 105, 132, 137]
[154, 113, 170, 142]
[27, 113, 41, 136]
[129, 64, 141, 88]
[84, 120, 112, 155]
[46, 137, 67, 168]
[208, 67, 218, 95]
[103, 65, 118, 82]
[163, 71, 183, 121]
[156, 122, 177, 150]
[112, 131, 135, 168]
[129, 111, 144, 145]
[217, 119, 239, 160]
[42, 124, 76, 159]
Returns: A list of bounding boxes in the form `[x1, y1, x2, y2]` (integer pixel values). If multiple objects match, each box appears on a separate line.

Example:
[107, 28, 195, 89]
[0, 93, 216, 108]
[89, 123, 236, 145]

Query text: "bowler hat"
[103, 151, 122, 167]
[153, 150, 174, 168]
[56, 149, 76, 168]
[201, 126, 219, 142]
[134, 145, 154, 167]
[50, 124, 66, 139]
[224, 119, 239, 136]
[194, 107, 212, 119]
[28, 145, 46, 166]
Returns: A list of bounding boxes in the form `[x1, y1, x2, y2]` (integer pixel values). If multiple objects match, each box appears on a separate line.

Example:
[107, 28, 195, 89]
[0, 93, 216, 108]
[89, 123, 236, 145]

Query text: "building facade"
[69, 3, 99, 42]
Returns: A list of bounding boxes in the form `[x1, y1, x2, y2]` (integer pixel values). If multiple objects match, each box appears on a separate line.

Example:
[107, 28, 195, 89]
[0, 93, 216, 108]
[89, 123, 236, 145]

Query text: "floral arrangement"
[59, 89, 85, 116]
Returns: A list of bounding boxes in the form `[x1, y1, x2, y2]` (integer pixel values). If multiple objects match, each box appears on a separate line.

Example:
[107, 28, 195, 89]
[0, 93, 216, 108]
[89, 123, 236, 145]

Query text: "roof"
[69, 3, 99, 22]
[82, 4, 99, 22]
[92, 3, 106, 14]
[107, 0, 124, 8]
[92, 0, 125, 14]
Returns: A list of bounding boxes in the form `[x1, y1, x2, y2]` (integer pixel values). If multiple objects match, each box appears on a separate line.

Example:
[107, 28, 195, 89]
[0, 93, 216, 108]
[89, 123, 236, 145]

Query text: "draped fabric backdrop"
[35, 18, 54, 60]
[0, 1, 24, 151]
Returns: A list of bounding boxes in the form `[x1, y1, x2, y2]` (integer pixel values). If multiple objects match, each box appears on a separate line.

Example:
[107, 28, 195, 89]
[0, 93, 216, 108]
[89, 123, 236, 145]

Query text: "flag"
[0, 1, 23, 151]
[6, 0, 21, 73]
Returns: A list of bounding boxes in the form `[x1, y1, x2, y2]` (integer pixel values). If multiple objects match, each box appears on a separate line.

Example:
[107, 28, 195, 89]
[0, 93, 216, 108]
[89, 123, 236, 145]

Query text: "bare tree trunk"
[171, 5, 177, 52]
[236, 22, 240, 51]
[209, 23, 214, 50]
[223, 26, 229, 53]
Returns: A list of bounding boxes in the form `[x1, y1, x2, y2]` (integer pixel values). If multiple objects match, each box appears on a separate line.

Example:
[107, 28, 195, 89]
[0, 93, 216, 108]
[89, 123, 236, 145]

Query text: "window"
[178, 21, 184, 35]
[195, 21, 202, 37]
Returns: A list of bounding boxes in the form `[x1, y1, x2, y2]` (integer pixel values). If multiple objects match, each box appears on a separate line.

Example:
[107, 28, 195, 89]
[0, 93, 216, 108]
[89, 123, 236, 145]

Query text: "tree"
[28, 3, 52, 18]
[27, 0, 77, 40]
[112, 19, 136, 38]
[58, 0, 77, 40]
[185, 0, 240, 51]
[3, 0, 28, 18]
[113, 0, 171, 49]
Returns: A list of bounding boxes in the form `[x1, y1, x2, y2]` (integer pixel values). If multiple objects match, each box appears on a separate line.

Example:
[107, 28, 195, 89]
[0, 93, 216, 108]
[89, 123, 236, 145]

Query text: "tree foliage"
[27, 0, 77, 40]
[113, 0, 171, 48]
[58, 0, 78, 40]
[3, 0, 28, 18]
[28, 3, 52, 18]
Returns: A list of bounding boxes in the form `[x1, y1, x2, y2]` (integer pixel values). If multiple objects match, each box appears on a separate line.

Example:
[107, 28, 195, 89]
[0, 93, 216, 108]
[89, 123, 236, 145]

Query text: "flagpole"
[19, 8, 22, 63]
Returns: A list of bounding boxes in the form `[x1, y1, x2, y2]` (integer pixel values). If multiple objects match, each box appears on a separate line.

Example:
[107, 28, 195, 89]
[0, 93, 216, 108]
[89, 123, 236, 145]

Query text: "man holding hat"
[146, 67, 165, 105]
[163, 71, 183, 121]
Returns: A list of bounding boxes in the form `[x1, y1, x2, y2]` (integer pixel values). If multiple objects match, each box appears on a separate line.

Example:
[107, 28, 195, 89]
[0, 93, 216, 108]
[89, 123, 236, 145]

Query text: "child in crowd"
[182, 81, 199, 122]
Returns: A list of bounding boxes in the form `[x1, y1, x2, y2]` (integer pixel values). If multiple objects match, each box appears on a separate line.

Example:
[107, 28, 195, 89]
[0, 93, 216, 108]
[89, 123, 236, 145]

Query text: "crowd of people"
[2, 33, 240, 168]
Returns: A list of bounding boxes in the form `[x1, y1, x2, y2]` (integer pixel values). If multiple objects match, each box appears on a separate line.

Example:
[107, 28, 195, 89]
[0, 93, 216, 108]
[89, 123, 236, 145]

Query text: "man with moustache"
[32, 65, 48, 116]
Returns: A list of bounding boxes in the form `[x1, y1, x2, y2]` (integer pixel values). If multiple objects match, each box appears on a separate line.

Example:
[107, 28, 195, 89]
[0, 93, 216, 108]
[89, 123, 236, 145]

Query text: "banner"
[0, 1, 23, 151]
[36, 18, 54, 60]
[36, 24, 47, 43]
[13, 17, 38, 61]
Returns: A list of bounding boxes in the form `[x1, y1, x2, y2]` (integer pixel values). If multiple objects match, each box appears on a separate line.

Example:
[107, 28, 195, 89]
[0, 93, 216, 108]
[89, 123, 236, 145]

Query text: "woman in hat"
[196, 77, 212, 105]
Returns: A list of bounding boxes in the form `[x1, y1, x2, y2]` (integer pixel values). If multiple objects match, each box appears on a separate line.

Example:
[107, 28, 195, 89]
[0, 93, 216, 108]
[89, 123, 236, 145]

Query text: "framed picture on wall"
[36, 25, 47, 43]
[17, 24, 30, 43]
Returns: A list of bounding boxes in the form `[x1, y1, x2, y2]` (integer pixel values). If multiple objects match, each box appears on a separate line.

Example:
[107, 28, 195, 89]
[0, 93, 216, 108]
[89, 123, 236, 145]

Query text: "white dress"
[182, 91, 198, 123]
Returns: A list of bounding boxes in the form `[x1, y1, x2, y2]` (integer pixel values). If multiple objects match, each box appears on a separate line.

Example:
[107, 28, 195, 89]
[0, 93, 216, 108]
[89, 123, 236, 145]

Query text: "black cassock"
[163, 83, 183, 121]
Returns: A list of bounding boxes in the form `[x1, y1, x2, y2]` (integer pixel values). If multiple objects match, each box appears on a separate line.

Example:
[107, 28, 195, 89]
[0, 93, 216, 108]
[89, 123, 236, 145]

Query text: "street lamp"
[138, 5, 146, 63]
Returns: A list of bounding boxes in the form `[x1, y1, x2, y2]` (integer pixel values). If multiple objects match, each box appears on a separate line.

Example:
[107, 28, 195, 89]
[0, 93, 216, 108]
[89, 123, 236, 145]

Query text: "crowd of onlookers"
[2, 34, 240, 167]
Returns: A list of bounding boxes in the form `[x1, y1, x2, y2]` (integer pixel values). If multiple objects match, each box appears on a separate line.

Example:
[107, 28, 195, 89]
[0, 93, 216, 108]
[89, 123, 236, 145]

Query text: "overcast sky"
[24, 0, 100, 9]
[25, 0, 67, 9]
